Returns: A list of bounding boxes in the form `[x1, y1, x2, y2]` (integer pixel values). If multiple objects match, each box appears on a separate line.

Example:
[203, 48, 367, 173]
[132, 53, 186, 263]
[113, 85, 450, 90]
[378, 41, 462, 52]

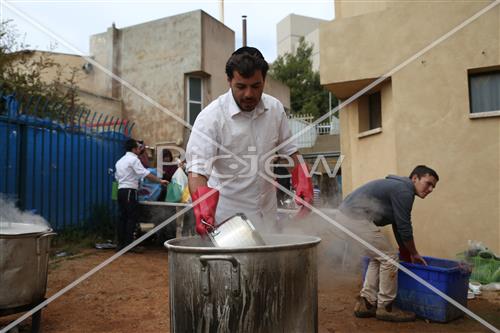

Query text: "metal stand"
[0, 299, 45, 333]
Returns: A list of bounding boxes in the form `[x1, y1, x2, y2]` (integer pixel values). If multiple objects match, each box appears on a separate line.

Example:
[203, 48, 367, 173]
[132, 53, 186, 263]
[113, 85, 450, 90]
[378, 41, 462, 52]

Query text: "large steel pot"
[165, 234, 320, 333]
[0, 222, 55, 309]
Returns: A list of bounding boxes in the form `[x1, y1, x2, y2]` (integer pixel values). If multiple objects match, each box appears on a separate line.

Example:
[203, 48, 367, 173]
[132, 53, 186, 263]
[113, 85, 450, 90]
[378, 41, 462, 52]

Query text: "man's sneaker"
[376, 303, 416, 322]
[354, 297, 376, 318]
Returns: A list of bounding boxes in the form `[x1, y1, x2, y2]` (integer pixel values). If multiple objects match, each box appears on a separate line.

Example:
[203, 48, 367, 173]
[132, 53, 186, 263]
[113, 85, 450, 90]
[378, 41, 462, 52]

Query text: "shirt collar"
[227, 89, 268, 118]
[126, 151, 138, 158]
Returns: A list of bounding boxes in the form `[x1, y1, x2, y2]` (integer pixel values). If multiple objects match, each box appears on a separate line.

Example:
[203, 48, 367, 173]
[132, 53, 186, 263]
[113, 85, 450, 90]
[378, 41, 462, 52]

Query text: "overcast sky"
[2, 1, 335, 62]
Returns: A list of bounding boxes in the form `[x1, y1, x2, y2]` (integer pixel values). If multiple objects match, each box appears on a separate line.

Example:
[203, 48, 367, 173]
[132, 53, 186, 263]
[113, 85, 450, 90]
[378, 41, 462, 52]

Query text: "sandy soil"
[1, 246, 499, 333]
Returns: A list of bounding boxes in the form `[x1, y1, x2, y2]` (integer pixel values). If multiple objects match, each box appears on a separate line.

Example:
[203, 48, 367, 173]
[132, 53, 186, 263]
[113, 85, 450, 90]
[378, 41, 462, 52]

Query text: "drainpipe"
[242, 15, 247, 47]
[108, 22, 121, 99]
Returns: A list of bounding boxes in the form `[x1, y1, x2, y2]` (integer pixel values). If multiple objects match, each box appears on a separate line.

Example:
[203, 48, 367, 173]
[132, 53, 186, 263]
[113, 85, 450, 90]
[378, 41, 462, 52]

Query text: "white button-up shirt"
[186, 90, 297, 228]
[115, 152, 150, 190]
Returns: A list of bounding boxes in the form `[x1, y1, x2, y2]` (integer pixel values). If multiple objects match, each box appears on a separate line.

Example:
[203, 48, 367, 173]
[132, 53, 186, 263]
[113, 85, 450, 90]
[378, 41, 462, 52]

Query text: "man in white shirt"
[115, 139, 167, 250]
[186, 46, 313, 235]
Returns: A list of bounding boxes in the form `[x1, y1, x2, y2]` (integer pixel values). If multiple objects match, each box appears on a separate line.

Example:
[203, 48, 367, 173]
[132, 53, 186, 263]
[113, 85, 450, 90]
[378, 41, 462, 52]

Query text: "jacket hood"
[386, 175, 414, 190]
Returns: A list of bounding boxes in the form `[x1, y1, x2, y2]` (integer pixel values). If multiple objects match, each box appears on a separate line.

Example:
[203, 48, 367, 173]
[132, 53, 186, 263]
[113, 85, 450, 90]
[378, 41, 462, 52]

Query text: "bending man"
[339, 165, 439, 322]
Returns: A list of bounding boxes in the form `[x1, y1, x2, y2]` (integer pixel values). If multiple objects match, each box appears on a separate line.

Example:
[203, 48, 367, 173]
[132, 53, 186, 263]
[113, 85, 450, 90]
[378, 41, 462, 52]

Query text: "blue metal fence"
[0, 89, 134, 230]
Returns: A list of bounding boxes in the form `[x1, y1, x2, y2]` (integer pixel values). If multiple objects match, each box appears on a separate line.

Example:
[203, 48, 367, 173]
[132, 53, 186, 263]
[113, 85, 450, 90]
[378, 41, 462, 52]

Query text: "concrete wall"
[77, 90, 122, 120]
[276, 14, 328, 71]
[87, 26, 119, 98]
[29, 51, 86, 84]
[321, 1, 500, 257]
[111, 11, 203, 146]
[335, 0, 390, 19]
[321, 2, 491, 85]
[84, 10, 238, 147]
[264, 77, 291, 110]
[201, 12, 235, 102]
[304, 29, 321, 72]
[15, 51, 123, 121]
[338, 80, 397, 195]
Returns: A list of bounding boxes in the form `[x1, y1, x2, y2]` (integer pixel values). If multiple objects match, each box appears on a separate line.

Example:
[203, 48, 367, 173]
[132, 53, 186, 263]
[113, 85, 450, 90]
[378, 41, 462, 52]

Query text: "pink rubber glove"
[191, 186, 219, 236]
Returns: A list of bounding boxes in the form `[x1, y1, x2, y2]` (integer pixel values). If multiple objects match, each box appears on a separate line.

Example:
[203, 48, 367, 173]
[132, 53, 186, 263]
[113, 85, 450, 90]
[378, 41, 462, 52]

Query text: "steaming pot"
[0, 222, 55, 309]
[165, 234, 320, 333]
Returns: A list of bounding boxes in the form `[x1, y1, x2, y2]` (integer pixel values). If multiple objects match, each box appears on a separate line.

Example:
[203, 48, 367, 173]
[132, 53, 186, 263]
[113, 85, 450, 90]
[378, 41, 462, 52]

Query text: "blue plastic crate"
[362, 256, 470, 322]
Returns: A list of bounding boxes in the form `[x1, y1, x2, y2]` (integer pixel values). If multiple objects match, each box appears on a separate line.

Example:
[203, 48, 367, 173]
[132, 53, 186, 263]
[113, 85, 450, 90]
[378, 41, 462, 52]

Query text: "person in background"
[151, 148, 180, 243]
[162, 149, 178, 181]
[158, 149, 178, 201]
[177, 159, 196, 236]
[185, 46, 313, 236]
[339, 165, 439, 322]
[137, 140, 149, 168]
[115, 138, 167, 251]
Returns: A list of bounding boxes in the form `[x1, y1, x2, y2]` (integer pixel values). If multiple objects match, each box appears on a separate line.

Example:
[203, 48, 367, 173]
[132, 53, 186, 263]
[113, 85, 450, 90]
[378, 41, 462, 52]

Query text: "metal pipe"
[242, 15, 247, 47]
[219, 0, 224, 24]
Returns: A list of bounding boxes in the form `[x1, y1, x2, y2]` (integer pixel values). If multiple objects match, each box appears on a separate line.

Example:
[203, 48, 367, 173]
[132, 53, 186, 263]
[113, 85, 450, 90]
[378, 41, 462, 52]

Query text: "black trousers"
[117, 188, 138, 249]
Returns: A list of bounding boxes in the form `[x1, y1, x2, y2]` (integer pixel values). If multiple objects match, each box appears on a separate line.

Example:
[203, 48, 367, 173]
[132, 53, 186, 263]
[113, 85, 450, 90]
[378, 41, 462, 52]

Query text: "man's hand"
[291, 162, 313, 214]
[402, 239, 427, 265]
[191, 186, 219, 236]
[410, 253, 427, 265]
[399, 246, 411, 262]
[160, 179, 168, 186]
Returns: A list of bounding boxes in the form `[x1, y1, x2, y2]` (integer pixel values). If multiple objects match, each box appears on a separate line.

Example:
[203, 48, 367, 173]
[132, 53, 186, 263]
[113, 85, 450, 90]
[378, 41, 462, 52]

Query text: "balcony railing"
[288, 113, 339, 148]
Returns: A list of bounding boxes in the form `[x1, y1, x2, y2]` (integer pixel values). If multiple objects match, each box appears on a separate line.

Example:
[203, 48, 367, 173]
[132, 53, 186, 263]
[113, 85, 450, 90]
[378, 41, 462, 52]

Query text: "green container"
[111, 181, 118, 201]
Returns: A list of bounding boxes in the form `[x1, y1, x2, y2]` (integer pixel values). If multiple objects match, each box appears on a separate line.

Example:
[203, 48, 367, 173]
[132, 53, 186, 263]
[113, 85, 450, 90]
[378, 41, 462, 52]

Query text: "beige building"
[277, 14, 329, 71]
[276, 13, 341, 199]
[32, 10, 290, 149]
[320, 1, 500, 257]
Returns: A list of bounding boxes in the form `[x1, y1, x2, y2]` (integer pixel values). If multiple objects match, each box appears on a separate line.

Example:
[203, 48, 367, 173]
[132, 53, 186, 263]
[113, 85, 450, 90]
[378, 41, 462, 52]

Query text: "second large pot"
[0, 222, 55, 310]
[165, 234, 320, 333]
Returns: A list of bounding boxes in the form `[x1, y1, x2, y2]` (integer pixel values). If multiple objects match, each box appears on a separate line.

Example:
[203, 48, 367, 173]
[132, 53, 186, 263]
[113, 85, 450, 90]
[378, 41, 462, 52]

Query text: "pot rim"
[165, 233, 321, 253]
[0, 222, 53, 237]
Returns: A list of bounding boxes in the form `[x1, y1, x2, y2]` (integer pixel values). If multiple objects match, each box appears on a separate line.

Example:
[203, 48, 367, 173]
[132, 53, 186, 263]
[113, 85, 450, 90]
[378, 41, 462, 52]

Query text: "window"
[469, 71, 500, 114]
[358, 91, 381, 133]
[187, 77, 203, 125]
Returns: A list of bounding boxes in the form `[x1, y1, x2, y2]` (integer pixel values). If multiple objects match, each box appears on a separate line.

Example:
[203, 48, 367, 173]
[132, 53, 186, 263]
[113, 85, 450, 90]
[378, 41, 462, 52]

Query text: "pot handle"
[36, 232, 57, 255]
[199, 255, 240, 297]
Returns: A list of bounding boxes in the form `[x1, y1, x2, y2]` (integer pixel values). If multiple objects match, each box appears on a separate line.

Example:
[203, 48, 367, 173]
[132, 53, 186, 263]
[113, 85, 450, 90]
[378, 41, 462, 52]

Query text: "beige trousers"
[334, 211, 399, 307]
[359, 220, 399, 307]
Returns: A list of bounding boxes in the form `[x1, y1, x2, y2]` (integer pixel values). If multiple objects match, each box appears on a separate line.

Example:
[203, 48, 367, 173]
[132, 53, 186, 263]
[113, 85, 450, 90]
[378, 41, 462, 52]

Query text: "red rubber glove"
[191, 186, 219, 236]
[291, 163, 313, 216]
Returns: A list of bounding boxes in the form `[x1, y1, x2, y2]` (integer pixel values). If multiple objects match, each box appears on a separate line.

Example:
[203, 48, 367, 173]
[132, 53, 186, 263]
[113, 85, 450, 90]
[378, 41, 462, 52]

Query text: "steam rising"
[0, 195, 51, 228]
[264, 196, 389, 277]
[272, 209, 365, 272]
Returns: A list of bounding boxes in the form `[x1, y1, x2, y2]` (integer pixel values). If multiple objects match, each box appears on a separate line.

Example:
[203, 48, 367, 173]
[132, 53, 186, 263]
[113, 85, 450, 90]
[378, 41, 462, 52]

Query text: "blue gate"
[0, 89, 134, 230]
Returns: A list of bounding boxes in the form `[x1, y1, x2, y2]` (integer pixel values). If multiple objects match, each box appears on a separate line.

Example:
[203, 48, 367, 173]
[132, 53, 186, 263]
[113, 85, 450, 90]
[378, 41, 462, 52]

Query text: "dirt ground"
[1, 245, 499, 333]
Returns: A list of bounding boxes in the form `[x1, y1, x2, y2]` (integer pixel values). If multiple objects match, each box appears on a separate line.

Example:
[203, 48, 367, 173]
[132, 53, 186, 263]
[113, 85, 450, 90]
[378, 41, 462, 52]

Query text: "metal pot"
[0, 222, 55, 309]
[165, 234, 320, 333]
[206, 213, 266, 248]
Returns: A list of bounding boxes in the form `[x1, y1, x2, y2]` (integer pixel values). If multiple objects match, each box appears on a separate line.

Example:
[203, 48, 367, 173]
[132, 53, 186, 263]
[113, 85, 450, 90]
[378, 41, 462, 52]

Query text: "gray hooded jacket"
[339, 175, 415, 243]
